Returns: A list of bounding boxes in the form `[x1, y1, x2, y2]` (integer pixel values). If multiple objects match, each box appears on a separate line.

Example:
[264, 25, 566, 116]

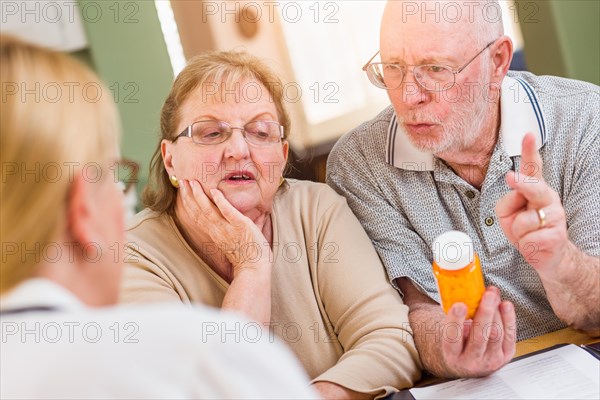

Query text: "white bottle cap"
[432, 231, 475, 270]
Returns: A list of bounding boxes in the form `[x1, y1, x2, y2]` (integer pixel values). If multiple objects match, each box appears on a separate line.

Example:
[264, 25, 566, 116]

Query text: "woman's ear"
[67, 173, 94, 246]
[161, 140, 175, 176]
[282, 140, 289, 164]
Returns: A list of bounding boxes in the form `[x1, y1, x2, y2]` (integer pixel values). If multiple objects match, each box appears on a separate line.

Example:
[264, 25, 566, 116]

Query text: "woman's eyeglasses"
[174, 120, 284, 147]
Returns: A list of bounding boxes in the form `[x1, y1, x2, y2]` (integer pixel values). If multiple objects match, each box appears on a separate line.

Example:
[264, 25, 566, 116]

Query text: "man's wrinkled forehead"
[380, 1, 489, 57]
[382, 0, 496, 24]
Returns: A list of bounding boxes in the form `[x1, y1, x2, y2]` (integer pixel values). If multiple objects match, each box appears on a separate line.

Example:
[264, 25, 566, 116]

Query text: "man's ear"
[492, 35, 514, 78]
[67, 173, 94, 246]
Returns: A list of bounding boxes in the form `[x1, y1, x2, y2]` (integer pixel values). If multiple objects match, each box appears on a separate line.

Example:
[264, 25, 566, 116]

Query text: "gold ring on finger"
[536, 208, 547, 229]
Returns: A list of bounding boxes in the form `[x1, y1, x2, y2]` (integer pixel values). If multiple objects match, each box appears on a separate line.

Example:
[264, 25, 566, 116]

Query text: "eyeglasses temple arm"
[456, 40, 496, 74]
[362, 50, 381, 71]
[173, 125, 192, 142]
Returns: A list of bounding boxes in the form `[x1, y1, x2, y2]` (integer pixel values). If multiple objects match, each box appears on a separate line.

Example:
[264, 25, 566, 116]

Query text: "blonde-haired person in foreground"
[119, 50, 421, 399]
[0, 35, 318, 399]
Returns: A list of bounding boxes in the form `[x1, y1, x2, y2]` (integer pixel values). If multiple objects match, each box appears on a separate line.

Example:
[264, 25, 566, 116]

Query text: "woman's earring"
[279, 176, 286, 187]
[170, 175, 180, 188]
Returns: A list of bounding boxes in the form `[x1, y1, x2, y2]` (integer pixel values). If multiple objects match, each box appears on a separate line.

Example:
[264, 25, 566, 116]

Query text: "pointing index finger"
[519, 132, 543, 181]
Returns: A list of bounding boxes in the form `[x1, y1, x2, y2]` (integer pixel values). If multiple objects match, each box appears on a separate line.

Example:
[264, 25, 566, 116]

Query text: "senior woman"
[122, 51, 421, 399]
[0, 36, 316, 399]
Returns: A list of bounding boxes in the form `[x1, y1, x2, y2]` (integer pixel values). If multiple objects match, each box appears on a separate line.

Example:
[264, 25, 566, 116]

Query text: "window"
[155, 0, 185, 77]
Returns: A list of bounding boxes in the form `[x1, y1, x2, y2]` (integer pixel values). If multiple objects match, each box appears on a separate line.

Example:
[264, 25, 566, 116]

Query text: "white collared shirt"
[1, 279, 318, 399]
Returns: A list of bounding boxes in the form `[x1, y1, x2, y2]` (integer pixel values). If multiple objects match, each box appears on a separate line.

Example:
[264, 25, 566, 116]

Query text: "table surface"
[513, 327, 597, 357]
[400, 327, 599, 394]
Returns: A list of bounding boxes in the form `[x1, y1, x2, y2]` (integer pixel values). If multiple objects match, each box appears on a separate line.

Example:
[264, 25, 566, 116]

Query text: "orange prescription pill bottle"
[432, 231, 485, 319]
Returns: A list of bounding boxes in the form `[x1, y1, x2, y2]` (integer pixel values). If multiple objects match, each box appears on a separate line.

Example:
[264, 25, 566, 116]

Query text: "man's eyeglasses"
[362, 40, 497, 92]
[173, 120, 284, 147]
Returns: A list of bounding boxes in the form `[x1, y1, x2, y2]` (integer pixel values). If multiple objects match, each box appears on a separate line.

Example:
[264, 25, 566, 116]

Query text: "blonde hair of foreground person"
[0, 35, 121, 298]
[0, 36, 319, 399]
[143, 50, 291, 214]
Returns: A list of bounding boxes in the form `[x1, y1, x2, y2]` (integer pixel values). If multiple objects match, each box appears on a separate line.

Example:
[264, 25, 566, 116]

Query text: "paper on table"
[409, 345, 600, 400]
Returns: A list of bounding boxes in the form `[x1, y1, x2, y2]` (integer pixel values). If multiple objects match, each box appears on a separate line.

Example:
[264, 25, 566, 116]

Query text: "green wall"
[70, 48, 94, 67]
[77, 0, 174, 198]
[517, 0, 600, 85]
[551, 0, 600, 85]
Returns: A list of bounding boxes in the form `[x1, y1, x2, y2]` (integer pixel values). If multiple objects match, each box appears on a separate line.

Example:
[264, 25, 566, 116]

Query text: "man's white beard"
[436, 95, 488, 154]
[400, 94, 488, 155]
[400, 54, 493, 155]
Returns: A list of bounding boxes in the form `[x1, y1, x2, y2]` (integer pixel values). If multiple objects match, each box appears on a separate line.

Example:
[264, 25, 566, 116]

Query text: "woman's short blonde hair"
[0, 35, 121, 293]
[143, 50, 291, 214]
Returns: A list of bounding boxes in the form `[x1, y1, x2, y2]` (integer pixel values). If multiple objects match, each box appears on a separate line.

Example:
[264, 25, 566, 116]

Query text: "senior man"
[327, 0, 600, 379]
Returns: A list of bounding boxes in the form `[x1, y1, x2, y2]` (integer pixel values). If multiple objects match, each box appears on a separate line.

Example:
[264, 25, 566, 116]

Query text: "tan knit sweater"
[120, 180, 421, 397]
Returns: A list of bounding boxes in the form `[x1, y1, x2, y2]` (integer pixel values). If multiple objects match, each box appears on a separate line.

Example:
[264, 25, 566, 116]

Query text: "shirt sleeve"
[327, 133, 437, 298]
[185, 308, 321, 400]
[310, 189, 422, 396]
[562, 112, 600, 258]
[211, 339, 320, 399]
[119, 243, 187, 305]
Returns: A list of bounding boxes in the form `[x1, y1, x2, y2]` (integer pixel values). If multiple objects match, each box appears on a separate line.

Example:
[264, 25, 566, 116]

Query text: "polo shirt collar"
[386, 75, 547, 171]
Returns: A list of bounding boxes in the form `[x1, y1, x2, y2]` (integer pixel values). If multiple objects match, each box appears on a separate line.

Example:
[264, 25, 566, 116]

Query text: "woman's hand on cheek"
[179, 179, 273, 277]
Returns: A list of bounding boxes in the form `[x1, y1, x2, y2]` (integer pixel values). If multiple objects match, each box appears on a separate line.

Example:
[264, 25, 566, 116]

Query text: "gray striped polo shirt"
[327, 71, 600, 340]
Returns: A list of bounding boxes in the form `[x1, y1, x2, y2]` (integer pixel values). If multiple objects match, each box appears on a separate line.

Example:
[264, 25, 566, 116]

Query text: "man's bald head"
[381, 0, 504, 53]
